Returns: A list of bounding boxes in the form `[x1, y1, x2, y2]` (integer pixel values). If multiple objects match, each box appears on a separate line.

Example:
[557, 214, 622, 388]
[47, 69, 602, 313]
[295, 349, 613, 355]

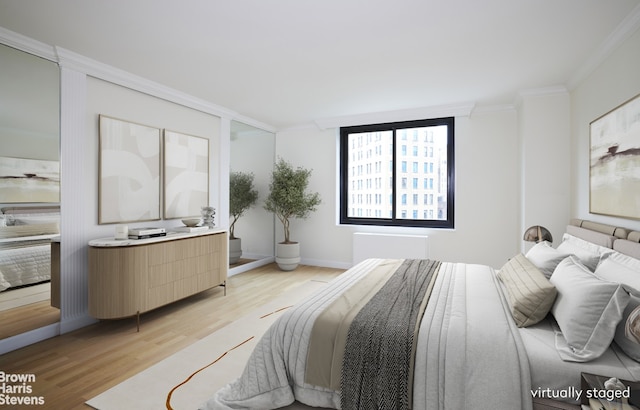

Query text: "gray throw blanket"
[341, 259, 440, 410]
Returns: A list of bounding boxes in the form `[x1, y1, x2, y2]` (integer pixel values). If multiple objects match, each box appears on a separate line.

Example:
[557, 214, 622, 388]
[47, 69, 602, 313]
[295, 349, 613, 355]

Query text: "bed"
[0, 206, 60, 292]
[201, 220, 640, 410]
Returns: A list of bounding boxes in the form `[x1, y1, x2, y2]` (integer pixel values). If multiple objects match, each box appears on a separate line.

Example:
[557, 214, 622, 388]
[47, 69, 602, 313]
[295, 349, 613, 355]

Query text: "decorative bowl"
[181, 218, 201, 227]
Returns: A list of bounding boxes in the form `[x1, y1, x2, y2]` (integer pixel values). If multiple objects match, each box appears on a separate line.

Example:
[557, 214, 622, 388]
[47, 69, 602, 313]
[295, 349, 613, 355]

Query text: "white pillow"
[550, 256, 629, 362]
[594, 252, 640, 362]
[594, 251, 640, 297]
[525, 241, 570, 278]
[556, 233, 612, 272]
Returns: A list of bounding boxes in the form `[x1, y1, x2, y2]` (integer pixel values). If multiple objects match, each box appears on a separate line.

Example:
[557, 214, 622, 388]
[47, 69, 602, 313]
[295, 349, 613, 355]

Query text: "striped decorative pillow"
[498, 253, 558, 327]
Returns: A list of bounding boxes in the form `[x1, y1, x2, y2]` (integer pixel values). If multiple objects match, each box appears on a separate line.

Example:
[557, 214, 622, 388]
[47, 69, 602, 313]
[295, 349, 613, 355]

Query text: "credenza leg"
[136, 311, 140, 332]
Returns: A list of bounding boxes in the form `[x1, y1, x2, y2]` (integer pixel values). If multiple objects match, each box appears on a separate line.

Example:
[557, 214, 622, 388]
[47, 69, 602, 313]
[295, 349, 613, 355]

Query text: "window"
[339, 117, 455, 228]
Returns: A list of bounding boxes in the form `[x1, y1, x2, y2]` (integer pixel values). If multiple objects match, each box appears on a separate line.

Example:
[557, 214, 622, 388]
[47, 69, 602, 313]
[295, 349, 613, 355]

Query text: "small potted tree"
[229, 171, 259, 264]
[264, 158, 321, 271]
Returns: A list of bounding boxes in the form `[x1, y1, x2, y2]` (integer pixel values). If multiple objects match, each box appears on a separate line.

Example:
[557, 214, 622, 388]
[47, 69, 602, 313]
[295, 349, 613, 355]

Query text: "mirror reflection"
[0, 43, 61, 340]
[229, 121, 275, 273]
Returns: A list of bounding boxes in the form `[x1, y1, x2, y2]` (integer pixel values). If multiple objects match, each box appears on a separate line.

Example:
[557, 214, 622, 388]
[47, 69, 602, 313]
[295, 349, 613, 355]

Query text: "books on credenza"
[172, 226, 209, 233]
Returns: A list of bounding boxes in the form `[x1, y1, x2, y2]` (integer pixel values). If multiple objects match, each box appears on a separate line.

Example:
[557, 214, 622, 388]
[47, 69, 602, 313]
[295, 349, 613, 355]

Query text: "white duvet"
[201, 259, 532, 410]
[0, 243, 51, 292]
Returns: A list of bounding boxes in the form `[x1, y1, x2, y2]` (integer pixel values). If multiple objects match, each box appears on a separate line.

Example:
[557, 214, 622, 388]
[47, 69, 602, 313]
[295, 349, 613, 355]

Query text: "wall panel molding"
[59, 66, 95, 333]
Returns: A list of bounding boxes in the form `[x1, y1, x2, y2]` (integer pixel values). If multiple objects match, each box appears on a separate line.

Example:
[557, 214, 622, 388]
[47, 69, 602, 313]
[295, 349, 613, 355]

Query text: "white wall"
[276, 108, 534, 269]
[519, 90, 571, 249]
[571, 27, 640, 231]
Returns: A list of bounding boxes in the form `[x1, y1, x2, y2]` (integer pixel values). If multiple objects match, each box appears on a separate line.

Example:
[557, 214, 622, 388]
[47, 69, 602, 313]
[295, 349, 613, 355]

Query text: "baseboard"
[60, 313, 97, 334]
[229, 256, 275, 276]
[0, 322, 60, 355]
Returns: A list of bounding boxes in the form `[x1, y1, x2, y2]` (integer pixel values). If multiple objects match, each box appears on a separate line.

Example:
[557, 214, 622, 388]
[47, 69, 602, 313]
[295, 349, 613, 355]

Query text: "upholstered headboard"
[570, 218, 629, 239]
[569, 218, 640, 260]
[0, 206, 60, 239]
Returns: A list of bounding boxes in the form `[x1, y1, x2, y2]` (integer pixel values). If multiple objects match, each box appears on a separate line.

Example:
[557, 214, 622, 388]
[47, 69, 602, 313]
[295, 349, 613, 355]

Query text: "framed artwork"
[0, 156, 59, 203]
[99, 115, 161, 224]
[163, 130, 209, 219]
[590, 93, 640, 219]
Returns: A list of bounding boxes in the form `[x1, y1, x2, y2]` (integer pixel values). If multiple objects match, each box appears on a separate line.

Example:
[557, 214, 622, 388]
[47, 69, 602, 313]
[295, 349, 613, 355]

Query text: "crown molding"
[54, 46, 241, 119]
[567, 3, 640, 90]
[513, 85, 569, 107]
[0, 26, 57, 61]
[314, 102, 475, 130]
[229, 114, 277, 134]
[471, 104, 517, 115]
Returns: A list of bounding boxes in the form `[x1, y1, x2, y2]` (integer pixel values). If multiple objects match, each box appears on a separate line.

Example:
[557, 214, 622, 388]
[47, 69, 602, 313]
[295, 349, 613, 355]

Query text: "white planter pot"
[276, 242, 300, 271]
[229, 238, 242, 265]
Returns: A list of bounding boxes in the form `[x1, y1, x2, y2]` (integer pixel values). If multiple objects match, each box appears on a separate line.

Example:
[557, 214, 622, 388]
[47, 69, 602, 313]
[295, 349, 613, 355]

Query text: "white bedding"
[0, 242, 51, 292]
[521, 317, 640, 404]
[201, 259, 533, 410]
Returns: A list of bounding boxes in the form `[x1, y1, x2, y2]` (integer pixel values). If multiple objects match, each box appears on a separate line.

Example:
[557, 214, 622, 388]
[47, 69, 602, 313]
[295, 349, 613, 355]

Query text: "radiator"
[352, 233, 429, 265]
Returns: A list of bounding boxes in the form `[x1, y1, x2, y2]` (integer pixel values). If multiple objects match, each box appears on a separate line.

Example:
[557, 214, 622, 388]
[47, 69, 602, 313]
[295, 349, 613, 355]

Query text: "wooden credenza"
[88, 229, 227, 320]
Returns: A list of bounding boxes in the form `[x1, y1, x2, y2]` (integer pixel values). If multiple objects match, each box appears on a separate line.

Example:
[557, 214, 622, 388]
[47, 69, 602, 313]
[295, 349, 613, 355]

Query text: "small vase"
[200, 207, 216, 228]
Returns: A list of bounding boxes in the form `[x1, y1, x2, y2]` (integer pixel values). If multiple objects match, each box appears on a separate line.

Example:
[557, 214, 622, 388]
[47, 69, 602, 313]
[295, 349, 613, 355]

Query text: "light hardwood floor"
[0, 300, 60, 340]
[0, 263, 344, 410]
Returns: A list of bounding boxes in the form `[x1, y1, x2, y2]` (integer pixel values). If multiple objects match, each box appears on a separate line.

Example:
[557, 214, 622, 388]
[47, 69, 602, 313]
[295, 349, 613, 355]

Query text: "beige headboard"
[570, 218, 640, 260]
[570, 218, 629, 239]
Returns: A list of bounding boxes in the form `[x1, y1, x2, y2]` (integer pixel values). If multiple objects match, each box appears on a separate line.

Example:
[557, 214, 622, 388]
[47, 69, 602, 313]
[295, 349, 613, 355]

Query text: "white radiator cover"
[352, 233, 429, 265]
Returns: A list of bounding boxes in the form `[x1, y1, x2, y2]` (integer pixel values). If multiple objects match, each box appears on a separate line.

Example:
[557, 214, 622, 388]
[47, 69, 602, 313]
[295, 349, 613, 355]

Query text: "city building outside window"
[339, 117, 454, 228]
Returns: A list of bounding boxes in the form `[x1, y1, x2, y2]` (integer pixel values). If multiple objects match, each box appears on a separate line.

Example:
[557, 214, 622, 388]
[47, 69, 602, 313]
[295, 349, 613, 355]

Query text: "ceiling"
[1, 0, 639, 130]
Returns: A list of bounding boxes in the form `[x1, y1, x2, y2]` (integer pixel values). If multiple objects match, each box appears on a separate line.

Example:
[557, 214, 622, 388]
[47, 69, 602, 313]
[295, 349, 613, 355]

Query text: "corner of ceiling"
[566, 3, 640, 91]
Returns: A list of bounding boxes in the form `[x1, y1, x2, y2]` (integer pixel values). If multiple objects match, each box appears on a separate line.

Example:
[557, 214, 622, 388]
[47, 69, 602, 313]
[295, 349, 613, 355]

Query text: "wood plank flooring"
[0, 263, 345, 410]
[0, 300, 60, 340]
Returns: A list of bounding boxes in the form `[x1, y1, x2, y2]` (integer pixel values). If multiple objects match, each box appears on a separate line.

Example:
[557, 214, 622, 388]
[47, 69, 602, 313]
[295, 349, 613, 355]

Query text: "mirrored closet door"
[229, 121, 275, 274]
[0, 43, 61, 340]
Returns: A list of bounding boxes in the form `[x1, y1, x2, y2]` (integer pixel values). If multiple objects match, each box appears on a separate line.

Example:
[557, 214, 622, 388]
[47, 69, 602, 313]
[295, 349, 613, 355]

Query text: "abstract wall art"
[163, 130, 209, 219]
[99, 115, 161, 224]
[590, 93, 640, 219]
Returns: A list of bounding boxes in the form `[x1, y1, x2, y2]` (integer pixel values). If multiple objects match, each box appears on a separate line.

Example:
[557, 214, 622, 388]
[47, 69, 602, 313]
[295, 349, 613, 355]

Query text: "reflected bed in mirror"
[0, 206, 60, 339]
[229, 121, 275, 275]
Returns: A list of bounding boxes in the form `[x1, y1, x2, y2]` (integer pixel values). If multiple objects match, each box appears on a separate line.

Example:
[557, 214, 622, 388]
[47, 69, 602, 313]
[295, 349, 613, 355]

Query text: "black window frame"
[339, 117, 455, 229]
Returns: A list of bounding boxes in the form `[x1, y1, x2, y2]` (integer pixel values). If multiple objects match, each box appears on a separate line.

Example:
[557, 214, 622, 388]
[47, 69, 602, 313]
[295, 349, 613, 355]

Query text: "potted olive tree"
[229, 171, 259, 264]
[264, 158, 321, 271]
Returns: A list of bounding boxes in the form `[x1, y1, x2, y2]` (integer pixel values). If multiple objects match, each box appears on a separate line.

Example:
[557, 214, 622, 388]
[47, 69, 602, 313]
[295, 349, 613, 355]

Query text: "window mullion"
[391, 128, 397, 222]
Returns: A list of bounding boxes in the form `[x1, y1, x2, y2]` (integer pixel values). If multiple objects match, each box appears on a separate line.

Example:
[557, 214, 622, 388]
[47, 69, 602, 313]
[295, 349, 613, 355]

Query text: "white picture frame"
[163, 130, 209, 219]
[98, 115, 161, 224]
